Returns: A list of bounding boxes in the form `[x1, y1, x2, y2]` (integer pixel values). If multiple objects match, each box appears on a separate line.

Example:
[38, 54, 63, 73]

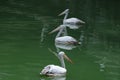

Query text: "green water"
[0, 21, 105, 80]
[0, 0, 120, 80]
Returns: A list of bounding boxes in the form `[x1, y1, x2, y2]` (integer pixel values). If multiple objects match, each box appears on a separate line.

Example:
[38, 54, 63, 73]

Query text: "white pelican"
[40, 51, 72, 77]
[49, 25, 80, 45]
[59, 9, 85, 29]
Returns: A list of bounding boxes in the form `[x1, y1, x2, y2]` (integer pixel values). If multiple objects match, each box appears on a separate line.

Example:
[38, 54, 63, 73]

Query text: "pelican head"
[58, 9, 69, 16]
[58, 51, 73, 63]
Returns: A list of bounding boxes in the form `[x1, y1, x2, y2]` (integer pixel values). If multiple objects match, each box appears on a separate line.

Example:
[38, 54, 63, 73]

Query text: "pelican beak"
[58, 9, 69, 16]
[49, 26, 61, 34]
[63, 54, 73, 64]
[58, 12, 65, 16]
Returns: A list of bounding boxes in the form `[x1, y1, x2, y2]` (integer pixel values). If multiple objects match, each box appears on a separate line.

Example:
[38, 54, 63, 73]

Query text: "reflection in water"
[95, 57, 106, 72]
[66, 24, 84, 30]
[90, 43, 120, 80]
[50, 77, 66, 80]
[79, 31, 84, 42]
[40, 27, 47, 43]
[40, 20, 50, 46]
[40, 76, 66, 80]
[55, 41, 78, 51]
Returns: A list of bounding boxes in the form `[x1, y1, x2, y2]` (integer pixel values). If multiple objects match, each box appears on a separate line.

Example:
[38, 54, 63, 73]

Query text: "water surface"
[0, 0, 120, 80]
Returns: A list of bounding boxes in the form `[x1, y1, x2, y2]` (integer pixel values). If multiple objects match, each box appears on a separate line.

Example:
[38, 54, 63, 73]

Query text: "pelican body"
[40, 65, 66, 76]
[59, 9, 85, 29]
[55, 36, 79, 45]
[40, 51, 72, 77]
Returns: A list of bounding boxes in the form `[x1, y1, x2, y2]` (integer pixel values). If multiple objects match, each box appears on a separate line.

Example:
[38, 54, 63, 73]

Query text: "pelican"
[50, 25, 81, 52]
[49, 25, 80, 45]
[40, 51, 72, 77]
[59, 9, 85, 29]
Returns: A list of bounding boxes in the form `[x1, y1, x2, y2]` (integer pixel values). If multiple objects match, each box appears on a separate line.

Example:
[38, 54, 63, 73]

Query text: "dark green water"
[0, 0, 120, 80]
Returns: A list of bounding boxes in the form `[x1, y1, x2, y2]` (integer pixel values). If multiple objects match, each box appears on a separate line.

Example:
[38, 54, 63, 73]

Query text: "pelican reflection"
[40, 76, 66, 80]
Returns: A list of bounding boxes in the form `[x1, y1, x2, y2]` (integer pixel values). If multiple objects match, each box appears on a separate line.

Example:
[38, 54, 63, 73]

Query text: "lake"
[0, 0, 120, 80]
